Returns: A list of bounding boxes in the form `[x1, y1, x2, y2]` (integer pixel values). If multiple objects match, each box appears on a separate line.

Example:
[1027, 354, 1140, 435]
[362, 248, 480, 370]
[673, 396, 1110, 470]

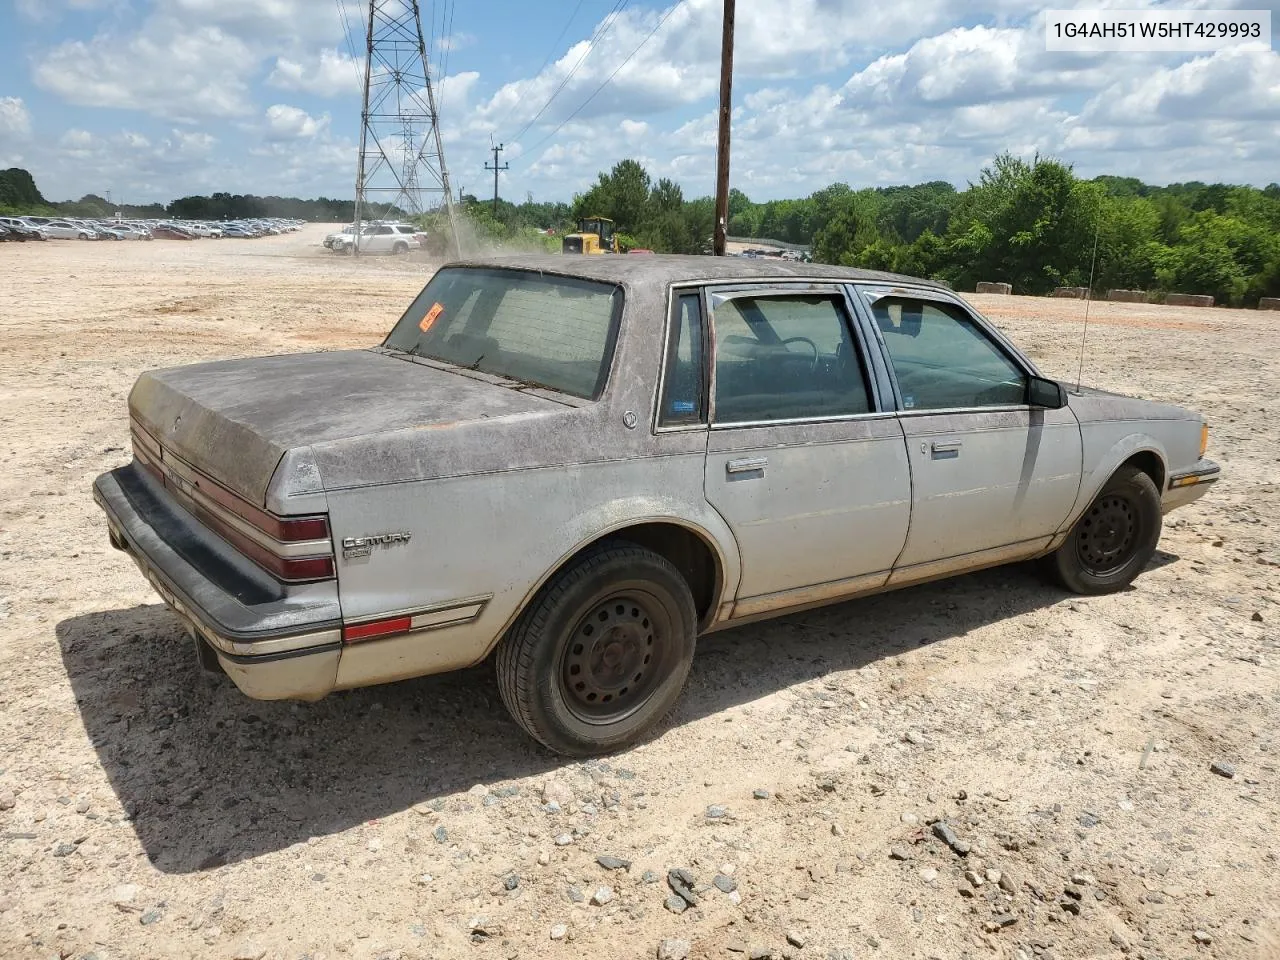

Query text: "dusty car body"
[93, 255, 1219, 754]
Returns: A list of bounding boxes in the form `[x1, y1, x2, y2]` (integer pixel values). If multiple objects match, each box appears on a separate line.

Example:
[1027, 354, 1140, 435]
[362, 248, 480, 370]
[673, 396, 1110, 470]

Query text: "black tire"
[1049, 466, 1162, 594]
[393, 241, 409, 255]
[495, 542, 697, 756]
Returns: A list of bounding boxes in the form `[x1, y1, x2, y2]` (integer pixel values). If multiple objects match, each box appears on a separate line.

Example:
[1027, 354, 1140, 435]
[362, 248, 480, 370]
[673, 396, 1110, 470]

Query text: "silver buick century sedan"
[93, 255, 1219, 755]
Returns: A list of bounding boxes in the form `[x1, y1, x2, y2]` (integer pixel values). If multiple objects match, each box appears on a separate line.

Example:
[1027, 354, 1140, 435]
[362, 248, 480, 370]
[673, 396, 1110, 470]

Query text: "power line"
[437, 0, 456, 115]
[334, 0, 366, 93]
[522, 2, 678, 158]
[506, 0, 631, 146]
[491, 0, 586, 134]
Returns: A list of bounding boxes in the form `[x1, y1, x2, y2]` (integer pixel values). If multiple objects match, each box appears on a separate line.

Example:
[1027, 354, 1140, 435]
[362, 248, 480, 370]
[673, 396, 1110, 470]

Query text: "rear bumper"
[93, 463, 342, 700]
[1162, 458, 1220, 513]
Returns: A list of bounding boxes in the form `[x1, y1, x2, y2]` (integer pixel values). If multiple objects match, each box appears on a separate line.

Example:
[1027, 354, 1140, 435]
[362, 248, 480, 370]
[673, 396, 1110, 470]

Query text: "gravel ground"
[0, 226, 1276, 960]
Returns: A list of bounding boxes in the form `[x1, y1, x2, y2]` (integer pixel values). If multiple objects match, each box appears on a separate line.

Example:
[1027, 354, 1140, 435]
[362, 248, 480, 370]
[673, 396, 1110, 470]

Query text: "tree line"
[528, 155, 1278, 306]
[8, 158, 1278, 306]
[0, 168, 357, 222]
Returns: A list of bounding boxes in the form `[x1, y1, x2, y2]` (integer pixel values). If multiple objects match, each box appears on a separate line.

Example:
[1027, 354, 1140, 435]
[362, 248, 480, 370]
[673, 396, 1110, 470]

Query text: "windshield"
[383, 267, 623, 400]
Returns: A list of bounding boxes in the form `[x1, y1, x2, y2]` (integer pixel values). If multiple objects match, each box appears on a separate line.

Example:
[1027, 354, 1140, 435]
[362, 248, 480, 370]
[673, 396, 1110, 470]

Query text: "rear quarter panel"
[323, 451, 740, 687]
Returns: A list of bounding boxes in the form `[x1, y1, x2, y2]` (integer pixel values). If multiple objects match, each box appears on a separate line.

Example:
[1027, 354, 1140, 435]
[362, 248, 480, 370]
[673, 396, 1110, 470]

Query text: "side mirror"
[1027, 375, 1067, 409]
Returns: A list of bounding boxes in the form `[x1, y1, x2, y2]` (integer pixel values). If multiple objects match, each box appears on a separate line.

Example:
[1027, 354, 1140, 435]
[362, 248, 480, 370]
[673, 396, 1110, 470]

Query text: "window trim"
[653, 282, 711, 433]
[655, 291, 709, 429]
[853, 284, 1040, 416]
[702, 283, 885, 428]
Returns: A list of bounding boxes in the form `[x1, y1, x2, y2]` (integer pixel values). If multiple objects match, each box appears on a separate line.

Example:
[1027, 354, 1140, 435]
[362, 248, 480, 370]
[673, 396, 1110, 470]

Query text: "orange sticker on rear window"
[419, 302, 444, 333]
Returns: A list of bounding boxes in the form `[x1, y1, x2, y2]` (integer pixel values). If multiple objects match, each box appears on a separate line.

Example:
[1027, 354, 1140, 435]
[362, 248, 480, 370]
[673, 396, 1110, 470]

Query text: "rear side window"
[658, 294, 705, 426]
[383, 267, 623, 400]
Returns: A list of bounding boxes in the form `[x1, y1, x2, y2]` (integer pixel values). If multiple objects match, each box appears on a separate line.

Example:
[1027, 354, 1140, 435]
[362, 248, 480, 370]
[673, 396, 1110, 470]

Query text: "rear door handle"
[726, 457, 768, 475]
[930, 440, 962, 458]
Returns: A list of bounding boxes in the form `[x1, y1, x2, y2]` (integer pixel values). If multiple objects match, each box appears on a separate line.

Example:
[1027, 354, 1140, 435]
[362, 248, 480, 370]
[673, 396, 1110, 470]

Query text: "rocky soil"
[0, 227, 1276, 960]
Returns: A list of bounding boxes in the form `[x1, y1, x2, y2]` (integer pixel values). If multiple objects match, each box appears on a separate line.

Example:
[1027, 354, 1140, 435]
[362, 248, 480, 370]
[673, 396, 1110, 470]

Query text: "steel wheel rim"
[561, 589, 672, 725]
[1075, 493, 1140, 576]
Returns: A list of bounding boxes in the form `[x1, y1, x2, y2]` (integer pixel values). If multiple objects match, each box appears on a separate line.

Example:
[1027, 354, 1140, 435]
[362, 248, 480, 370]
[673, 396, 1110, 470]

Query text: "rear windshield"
[383, 267, 623, 400]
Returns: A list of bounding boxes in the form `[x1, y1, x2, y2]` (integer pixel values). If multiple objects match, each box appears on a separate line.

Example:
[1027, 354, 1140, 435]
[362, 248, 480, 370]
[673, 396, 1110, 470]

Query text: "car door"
[700, 285, 912, 619]
[852, 287, 1083, 581]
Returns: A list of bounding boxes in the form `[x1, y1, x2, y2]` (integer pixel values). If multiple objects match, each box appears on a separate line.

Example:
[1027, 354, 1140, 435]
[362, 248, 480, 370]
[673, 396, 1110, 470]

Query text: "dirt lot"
[0, 226, 1276, 960]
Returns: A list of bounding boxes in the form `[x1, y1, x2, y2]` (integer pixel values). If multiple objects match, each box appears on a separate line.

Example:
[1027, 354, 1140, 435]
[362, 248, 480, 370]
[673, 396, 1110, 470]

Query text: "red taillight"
[276, 516, 330, 542]
[279, 555, 336, 581]
[174, 459, 329, 544]
[343, 616, 412, 644]
[131, 421, 335, 583]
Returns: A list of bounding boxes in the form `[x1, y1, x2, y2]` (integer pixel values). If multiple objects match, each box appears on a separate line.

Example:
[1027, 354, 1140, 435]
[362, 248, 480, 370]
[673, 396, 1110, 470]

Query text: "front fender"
[1056, 431, 1168, 538]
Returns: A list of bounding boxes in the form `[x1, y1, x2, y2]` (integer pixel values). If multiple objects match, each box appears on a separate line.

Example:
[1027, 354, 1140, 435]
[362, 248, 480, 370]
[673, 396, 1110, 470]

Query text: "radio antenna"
[1074, 198, 1102, 393]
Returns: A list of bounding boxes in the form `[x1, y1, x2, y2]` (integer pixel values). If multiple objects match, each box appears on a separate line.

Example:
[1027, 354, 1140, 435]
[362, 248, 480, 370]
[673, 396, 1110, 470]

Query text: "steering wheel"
[781, 336, 820, 371]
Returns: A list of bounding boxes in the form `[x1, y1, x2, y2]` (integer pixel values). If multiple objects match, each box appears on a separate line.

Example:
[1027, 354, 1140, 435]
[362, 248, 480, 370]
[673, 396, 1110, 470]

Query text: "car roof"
[446, 253, 950, 292]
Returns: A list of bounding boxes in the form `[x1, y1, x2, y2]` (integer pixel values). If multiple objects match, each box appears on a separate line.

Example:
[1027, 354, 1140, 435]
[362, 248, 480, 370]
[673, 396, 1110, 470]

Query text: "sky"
[0, 0, 1277, 207]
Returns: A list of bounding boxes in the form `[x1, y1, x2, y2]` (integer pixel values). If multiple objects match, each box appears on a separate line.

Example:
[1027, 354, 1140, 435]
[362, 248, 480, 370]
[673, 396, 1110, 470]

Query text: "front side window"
[870, 297, 1026, 410]
[711, 294, 872, 423]
[383, 267, 622, 400]
[658, 294, 705, 426]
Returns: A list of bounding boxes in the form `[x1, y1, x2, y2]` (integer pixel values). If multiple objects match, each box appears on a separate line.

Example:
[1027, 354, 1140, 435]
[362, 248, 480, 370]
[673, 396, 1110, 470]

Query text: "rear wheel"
[1048, 466, 1162, 594]
[495, 542, 697, 756]
[392, 241, 409, 255]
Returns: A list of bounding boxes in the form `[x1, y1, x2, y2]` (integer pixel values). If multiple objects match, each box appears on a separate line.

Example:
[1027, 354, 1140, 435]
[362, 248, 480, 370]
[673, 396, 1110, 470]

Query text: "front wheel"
[495, 542, 697, 756]
[1048, 466, 1162, 594]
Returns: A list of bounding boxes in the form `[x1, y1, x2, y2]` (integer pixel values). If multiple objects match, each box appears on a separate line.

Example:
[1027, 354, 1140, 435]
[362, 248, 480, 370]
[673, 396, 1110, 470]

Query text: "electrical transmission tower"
[352, 0, 458, 254]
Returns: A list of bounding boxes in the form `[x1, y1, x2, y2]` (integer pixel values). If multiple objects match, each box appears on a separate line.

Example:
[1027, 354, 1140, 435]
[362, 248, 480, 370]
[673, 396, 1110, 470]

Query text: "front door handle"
[726, 457, 768, 476]
[930, 440, 962, 458]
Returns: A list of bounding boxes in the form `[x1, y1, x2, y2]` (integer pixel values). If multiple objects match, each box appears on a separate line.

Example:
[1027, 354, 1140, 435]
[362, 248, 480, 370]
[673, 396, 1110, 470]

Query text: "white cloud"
[0, 97, 33, 141]
[1082, 45, 1280, 126]
[33, 25, 256, 120]
[167, 0, 342, 43]
[15, 0, 118, 22]
[268, 49, 362, 98]
[619, 119, 650, 143]
[264, 105, 330, 141]
[163, 129, 217, 157]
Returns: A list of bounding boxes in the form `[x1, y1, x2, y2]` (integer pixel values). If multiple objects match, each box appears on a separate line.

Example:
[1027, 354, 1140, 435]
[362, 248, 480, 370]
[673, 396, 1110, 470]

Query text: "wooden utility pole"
[712, 0, 735, 256]
[485, 144, 509, 216]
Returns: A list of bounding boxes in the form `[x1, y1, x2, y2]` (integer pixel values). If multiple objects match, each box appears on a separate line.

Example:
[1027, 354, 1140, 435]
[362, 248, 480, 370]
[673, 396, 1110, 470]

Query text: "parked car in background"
[113, 223, 152, 240]
[41, 220, 96, 240]
[93, 255, 1219, 755]
[0, 217, 47, 240]
[324, 224, 357, 248]
[185, 222, 223, 238]
[330, 222, 421, 255]
[0, 223, 21, 241]
[151, 223, 196, 240]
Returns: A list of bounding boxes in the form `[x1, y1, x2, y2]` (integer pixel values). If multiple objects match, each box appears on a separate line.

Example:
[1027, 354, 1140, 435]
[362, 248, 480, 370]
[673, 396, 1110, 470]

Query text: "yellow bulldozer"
[561, 216, 616, 254]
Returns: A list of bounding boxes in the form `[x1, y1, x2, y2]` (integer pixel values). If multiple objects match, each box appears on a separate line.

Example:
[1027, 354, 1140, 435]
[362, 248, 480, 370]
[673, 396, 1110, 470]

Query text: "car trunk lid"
[129, 349, 566, 505]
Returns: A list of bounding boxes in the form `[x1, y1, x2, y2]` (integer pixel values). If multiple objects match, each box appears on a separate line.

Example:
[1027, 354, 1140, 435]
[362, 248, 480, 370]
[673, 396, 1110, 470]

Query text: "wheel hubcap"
[1076, 494, 1138, 575]
[562, 593, 662, 723]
